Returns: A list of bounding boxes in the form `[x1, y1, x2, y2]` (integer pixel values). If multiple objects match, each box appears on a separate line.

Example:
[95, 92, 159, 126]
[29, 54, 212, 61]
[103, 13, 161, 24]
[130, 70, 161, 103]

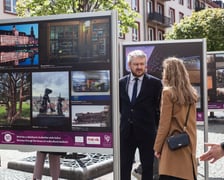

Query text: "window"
[147, 1, 153, 14]
[132, 0, 139, 12]
[169, 8, 175, 24]
[195, 0, 200, 7]
[179, 0, 184, 5]
[158, 30, 164, 40]
[179, 12, 184, 22]
[4, 0, 17, 14]
[201, 2, 205, 8]
[187, 0, 192, 9]
[132, 22, 140, 41]
[157, 3, 163, 15]
[148, 27, 155, 41]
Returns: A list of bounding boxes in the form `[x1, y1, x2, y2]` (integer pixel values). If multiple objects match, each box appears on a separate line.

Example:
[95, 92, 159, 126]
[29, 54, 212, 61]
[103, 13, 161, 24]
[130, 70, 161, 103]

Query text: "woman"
[33, 151, 66, 180]
[154, 57, 198, 180]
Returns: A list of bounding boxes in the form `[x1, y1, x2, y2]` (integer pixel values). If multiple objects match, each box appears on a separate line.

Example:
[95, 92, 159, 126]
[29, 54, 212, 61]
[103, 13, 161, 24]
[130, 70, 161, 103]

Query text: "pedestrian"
[154, 57, 198, 180]
[200, 142, 224, 163]
[119, 49, 162, 180]
[33, 151, 65, 180]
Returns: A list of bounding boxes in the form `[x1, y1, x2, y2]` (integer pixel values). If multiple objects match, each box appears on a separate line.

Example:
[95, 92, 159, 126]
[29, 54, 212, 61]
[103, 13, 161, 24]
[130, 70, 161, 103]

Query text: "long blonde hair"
[162, 57, 198, 105]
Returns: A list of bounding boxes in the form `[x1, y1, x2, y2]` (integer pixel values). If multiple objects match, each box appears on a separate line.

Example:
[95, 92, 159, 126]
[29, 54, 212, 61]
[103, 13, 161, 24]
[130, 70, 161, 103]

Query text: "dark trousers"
[120, 127, 155, 180]
[159, 175, 197, 180]
[159, 175, 185, 180]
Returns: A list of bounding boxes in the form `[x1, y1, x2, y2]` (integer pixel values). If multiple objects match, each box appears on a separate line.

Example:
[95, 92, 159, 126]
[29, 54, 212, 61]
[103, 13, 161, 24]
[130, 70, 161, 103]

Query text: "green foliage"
[165, 9, 224, 51]
[16, 0, 139, 33]
[0, 102, 30, 123]
[19, 102, 30, 117]
[0, 105, 6, 117]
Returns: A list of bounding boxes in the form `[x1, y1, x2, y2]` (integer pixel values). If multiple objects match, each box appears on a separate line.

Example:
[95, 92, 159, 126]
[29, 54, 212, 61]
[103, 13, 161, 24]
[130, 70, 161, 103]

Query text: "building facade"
[120, 0, 222, 42]
[0, 0, 17, 19]
[0, 0, 223, 41]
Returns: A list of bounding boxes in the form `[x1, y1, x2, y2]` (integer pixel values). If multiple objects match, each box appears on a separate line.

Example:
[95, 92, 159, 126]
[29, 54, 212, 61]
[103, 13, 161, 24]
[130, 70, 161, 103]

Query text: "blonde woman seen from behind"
[154, 57, 198, 180]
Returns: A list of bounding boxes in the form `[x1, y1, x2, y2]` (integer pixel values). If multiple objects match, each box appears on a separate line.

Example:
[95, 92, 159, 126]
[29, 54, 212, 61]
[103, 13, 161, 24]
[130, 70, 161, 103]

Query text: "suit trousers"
[159, 175, 185, 180]
[120, 125, 155, 180]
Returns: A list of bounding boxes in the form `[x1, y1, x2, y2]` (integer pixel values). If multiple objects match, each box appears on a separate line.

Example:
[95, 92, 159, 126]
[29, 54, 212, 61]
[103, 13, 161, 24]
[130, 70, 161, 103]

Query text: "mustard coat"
[154, 89, 197, 180]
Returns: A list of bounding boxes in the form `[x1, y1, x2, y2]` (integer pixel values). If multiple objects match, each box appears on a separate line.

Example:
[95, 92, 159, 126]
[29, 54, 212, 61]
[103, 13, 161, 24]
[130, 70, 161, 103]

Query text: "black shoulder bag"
[167, 105, 191, 150]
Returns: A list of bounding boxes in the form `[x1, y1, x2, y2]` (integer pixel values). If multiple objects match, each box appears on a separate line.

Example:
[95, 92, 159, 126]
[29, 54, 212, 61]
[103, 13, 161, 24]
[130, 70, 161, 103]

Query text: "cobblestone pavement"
[0, 121, 224, 180]
[0, 168, 55, 180]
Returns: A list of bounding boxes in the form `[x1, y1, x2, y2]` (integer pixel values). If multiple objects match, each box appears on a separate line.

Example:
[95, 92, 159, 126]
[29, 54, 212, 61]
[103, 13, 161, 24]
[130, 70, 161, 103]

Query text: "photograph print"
[71, 70, 110, 103]
[39, 17, 110, 66]
[0, 72, 31, 128]
[32, 71, 70, 130]
[0, 23, 39, 67]
[71, 105, 111, 129]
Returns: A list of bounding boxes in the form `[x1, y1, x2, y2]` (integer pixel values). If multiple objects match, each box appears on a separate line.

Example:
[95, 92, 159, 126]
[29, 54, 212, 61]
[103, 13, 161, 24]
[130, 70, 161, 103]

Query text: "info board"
[0, 11, 118, 153]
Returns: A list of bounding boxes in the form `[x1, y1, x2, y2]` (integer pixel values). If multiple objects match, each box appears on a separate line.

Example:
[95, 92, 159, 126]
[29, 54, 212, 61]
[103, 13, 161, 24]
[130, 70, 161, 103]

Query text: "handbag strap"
[183, 105, 191, 131]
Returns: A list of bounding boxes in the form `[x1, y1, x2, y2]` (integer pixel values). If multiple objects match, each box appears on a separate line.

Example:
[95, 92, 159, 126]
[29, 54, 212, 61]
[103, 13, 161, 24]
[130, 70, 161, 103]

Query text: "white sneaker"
[132, 164, 142, 180]
[132, 169, 142, 179]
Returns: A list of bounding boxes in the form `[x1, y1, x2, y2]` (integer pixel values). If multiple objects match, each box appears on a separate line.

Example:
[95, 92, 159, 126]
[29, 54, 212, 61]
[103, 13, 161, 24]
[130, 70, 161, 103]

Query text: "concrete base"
[7, 153, 113, 180]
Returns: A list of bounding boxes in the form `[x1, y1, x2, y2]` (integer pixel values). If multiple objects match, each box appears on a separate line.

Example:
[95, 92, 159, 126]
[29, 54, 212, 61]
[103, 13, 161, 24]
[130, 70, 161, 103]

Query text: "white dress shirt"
[128, 74, 143, 101]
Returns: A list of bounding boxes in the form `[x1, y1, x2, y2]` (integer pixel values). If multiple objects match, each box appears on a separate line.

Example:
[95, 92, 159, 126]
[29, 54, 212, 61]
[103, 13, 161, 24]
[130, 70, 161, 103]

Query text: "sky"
[0, 24, 38, 37]
[32, 72, 69, 98]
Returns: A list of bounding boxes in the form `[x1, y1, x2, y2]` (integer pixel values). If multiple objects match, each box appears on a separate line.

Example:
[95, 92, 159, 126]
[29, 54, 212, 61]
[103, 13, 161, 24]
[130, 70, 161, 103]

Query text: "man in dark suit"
[119, 50, 162, 180]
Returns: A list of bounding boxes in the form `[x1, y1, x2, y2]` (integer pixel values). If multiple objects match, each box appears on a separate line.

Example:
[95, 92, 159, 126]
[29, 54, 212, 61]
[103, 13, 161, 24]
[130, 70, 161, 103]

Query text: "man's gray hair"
[127, 50, 147, 63]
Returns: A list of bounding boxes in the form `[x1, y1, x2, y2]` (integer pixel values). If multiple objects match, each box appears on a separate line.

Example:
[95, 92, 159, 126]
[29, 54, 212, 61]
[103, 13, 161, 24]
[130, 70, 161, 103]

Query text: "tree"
[0, 72, 30, 125]
[165, 8, 224, 51]
[16, 0, 139, 33]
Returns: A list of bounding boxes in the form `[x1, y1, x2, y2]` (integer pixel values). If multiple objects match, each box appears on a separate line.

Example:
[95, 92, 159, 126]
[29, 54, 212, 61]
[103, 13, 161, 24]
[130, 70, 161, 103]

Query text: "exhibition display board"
[0, 11, 118, 153]
[120, 39, 209, 179]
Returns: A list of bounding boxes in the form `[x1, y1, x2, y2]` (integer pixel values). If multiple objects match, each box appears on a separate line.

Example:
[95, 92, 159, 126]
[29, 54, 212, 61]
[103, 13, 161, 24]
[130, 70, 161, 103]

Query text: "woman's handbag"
[167, 105, 191, 150]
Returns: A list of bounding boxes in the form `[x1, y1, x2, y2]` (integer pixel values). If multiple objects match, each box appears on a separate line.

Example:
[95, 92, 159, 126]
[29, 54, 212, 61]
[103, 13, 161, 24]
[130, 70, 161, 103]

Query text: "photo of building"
[0, 24, 38, 66]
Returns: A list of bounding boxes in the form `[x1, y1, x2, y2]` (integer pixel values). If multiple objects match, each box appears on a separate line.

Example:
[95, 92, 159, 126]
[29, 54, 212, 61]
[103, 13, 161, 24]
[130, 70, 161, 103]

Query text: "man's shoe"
[132, 164, 142, 179]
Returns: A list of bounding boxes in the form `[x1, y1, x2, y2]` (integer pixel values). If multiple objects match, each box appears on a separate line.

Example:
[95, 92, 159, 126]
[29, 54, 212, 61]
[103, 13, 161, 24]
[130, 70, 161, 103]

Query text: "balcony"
[148, 12, 171, 27]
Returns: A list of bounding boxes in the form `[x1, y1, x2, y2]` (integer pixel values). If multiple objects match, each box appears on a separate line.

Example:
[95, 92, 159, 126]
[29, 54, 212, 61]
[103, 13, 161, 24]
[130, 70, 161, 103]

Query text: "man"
[119, 50, 162, 180]
[200, 142, 224, 163]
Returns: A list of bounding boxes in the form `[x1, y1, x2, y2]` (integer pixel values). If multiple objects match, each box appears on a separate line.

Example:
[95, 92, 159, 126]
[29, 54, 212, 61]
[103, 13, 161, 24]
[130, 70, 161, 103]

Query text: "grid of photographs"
[207, 53, 224, 105]
[0, 16, 112, 132]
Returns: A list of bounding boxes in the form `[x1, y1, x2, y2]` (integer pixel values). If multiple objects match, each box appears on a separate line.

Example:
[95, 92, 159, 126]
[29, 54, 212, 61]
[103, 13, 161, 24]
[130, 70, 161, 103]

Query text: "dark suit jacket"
[119, 73, 162, 140]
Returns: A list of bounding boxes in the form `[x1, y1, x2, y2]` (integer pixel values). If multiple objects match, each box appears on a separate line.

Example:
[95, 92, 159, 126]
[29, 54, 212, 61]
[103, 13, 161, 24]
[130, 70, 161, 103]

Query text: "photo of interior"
[39, 17, 110, 65]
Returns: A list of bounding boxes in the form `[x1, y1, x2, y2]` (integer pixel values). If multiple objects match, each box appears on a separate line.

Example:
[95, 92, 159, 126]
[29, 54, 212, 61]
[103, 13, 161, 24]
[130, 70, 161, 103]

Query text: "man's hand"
[199, 143, 224, 163]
